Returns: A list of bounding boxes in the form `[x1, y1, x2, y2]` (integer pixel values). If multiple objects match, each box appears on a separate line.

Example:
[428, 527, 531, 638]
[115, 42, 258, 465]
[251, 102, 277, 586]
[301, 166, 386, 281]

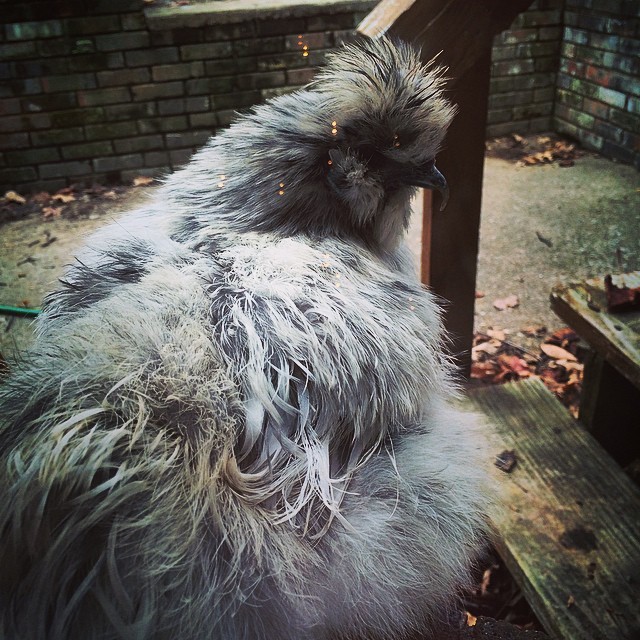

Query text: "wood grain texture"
[465, 378, 640, 640]
[550, 274, 640, 390]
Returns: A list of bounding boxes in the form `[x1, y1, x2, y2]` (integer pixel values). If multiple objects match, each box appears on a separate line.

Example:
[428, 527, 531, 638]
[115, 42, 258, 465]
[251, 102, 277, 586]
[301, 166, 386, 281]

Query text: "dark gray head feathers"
[165, 37, 455, 252]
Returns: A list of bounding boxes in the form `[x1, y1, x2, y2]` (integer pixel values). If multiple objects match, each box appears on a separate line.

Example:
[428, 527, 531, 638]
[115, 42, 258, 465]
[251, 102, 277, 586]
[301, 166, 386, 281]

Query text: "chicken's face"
[313, 37, 455, 225]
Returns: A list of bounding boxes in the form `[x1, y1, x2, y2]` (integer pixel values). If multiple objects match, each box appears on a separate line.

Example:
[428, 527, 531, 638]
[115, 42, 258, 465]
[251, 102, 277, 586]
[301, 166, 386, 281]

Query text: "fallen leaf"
[133, 176, 154, 187]
[472, 339, 501, 357]
[52, 193, 76, 203]
[567, 595, 575, 608]
[471, 361, 499, 380]
[541, 344, 577, 361]
[32, 192, 51, 204]
[547, 327, 578, 345]
[557, 360, 583, 371]
[535, 230, 553, 247]
[465, 612, 478, 627]
[495, 450, 517, 473]
[493, 295, 519, 311]
[522, 325, 547, 337]
[487, 328, 506, 341]
[42, 206, 62, 218]
[497, 354, 531, 379]
[4, 190, 26, 204]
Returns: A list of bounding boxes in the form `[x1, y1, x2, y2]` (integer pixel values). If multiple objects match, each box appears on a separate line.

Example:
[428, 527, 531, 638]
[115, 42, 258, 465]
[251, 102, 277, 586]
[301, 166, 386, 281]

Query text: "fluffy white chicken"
[0, 37, 487, 639]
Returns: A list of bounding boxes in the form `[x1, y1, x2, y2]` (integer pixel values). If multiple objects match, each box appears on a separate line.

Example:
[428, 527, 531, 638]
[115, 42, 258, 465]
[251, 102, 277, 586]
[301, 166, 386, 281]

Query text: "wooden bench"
[464, 377, 640, 640]
[550, 273, 640, 466]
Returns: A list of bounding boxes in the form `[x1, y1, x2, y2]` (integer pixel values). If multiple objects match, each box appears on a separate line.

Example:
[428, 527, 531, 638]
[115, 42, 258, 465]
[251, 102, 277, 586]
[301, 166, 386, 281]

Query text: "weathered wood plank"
[464, 378, 640, 640]
[550, 275, 640, 390]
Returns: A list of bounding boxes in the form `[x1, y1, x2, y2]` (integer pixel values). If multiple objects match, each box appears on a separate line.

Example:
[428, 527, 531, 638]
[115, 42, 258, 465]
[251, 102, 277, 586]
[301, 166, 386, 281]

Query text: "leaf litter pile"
[485, 133, 589, 167]
[1, 176, 155, 225]
[471, 326, 583, 417]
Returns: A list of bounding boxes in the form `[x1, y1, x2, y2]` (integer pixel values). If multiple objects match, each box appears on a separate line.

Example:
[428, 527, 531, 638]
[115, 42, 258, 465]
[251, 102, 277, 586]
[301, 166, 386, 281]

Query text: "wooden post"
[423, 50, 492, 375]
[359, 0, 532, 377]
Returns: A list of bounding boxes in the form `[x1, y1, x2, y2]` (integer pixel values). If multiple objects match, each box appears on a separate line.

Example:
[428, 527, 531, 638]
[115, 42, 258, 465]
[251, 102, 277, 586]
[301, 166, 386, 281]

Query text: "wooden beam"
[359, 0, 533, 376]
[424, 50, 491, 375]
[359, 0, 532, 90]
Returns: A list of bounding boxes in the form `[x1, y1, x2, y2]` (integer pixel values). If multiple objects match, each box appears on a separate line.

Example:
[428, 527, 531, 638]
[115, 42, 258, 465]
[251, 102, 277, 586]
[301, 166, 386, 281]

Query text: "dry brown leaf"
[541, 344, 577, 361]
[472, 339, 501, 357]
[547, 327, 578, 345]
[522, 325, 546, 337]
[493, 295, 519, 311]
[497, 354, 531, 378]
[52, 193, 76, 203]
[557, 360, 583, 371]
[32, 192, 51, 204]
[4, 190, 26, 204]
[42, 206, 62, 218]
[486, 328, 506, 341]
[133, 176, 154, 187]
[471, 361, 499, 380]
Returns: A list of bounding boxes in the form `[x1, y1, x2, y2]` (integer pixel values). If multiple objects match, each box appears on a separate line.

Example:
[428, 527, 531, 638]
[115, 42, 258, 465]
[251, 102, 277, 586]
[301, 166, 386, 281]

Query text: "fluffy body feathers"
[0, 38, 487, 639]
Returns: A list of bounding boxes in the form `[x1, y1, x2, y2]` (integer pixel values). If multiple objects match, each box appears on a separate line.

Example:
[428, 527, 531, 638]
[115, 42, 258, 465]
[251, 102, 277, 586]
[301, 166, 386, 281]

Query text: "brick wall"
[2, 1, 639, 194]
[487, 0, 564, 137]
[0, 0, 375, 193]
[555, 0, 640, 168]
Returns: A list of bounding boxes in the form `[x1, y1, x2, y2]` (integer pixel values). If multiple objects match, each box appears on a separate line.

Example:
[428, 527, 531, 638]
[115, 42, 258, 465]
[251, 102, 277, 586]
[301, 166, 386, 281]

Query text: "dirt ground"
[0, 186, 150, 360]
[477, 135, 640, 352]
[1, 135, 639, 363]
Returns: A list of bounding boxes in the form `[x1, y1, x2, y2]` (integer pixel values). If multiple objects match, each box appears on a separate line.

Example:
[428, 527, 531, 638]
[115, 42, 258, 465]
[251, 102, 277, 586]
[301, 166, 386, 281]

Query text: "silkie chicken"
[0, 36, 488, 640]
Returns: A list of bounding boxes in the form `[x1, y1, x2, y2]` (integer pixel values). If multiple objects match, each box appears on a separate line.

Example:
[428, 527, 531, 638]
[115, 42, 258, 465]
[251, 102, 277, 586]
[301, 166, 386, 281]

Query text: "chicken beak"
[403, 160, 449, 211]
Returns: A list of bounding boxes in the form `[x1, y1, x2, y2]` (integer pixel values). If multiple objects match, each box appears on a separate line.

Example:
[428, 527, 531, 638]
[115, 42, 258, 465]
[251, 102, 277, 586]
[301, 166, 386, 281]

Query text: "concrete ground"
[476, 153, 639, 350]
[1, 147, 639, 361]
